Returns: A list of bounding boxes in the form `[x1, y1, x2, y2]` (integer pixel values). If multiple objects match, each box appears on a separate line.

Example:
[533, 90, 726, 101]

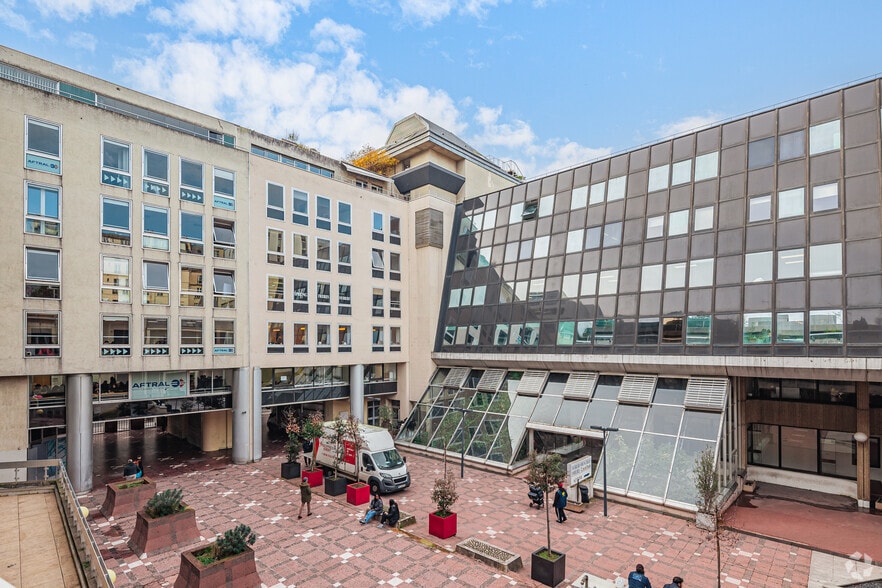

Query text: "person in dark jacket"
[662, 577, 683, 588]
[122, 459, 139, 480]
[628, 563, 652, 588]
[553, 483, 568, 523]
[379, 498, 399, 528]
[360, 492, 384, 524]
[302, 439, 314, 468]
[298, 477, 312, 519]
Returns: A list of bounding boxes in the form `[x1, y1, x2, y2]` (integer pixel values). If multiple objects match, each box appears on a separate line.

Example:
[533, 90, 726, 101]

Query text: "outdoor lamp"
[853, 431, 868, 443]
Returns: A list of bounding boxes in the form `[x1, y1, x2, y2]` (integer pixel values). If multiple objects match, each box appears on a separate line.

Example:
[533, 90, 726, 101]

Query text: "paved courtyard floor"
[78, 431, 882, 587]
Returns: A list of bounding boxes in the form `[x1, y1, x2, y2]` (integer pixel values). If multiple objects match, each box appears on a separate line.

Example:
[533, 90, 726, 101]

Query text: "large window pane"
[809, 243, 841, 277]
[744, 312, 772, 344]
[629, 434, 676, 499]
[748, 195, 771, 222]
[776, 312, 805, 344]
[781, 426, 816, 472]
[748, 424, 779, 467]
[777, 248, 804, 280]
[689, 258, 714, 288]
[809, 120, 841, 155]
[809, 309, 843, 344]
[745, 251, 773, 283]
[812, 182, 839, 213]
[778, 187, 804, 219]
[779, 130, 805, 161]
[694, 152, 719, 181]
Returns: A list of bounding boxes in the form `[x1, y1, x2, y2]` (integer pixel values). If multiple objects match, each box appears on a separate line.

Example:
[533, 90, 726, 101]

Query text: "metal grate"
[442, 367, 471, 388]
[0, 63, 57, 94]
[685, 377, 729, 412]
[516, 371, 548, 396]
[563, 372, 598, 399]
[617, 375, 657, 405]
[476, 369, 507, 392]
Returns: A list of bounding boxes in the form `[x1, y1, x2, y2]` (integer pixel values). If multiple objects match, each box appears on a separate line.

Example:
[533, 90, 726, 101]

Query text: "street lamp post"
[590, 425, 618, 517]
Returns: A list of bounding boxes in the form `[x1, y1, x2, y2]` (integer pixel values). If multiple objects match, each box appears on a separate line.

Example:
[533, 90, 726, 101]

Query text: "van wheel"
[370, 480, 381, 495]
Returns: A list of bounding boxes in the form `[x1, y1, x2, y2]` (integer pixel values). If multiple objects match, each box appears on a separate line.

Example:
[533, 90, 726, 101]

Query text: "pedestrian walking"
[553, 483, 568, 523]
[628, 563, 652, 588]
[298, 477, 312, 519]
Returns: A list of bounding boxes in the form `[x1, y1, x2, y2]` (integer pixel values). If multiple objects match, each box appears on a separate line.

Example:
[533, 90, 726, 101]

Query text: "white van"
[315, 422, 411, 495]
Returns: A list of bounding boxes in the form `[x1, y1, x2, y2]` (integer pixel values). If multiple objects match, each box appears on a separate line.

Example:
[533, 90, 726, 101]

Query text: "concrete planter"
[101, 477, 154, 518]
[174, 544, 260, 588]
[324, 475, 347, 496]
[347, 482, 370, 506]
[128, 504, 201, 556]
[531, 548, 566, 587]
[280, 462, 301, 480]
[428, 511, 457, 540]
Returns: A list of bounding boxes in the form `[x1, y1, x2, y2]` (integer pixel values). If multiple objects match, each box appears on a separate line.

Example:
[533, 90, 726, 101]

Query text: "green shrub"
[214, 524, 256, 560]
[144, 488, 184, 518]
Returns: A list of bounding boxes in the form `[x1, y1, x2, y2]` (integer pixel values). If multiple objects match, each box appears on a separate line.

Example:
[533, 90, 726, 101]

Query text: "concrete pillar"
[350, 364, 364, 422]
[252, 367, 263, 462]
[65, 374, 93, 493]
[856, 381, 870, 509]
[231, 367, 251, 464]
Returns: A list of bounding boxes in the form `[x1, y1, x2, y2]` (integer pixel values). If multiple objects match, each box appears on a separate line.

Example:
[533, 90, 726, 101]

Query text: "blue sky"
[3, 0, 882, 177]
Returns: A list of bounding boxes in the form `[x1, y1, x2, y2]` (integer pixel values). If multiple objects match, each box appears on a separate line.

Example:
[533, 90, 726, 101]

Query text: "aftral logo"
[132, 379, 183, 388]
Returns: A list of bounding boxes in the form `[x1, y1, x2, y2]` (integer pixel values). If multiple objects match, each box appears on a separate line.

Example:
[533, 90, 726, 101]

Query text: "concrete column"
[856, 381, 870, 509]
[252, 367, 263, 462]
[65, 374, 93, 493]
[350, 364, 364, 422]
[231, 367, 251, 464]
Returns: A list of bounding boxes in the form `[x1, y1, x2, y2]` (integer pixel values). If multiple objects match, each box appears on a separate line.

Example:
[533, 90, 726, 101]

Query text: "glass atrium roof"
[397, 367, 732, 509]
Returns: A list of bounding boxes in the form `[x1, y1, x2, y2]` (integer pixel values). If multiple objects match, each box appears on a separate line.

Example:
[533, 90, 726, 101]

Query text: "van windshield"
[372, 449, 404, 469]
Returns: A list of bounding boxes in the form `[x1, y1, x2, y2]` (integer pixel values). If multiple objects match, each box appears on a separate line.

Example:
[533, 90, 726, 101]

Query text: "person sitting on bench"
[378, 498, 399, 528]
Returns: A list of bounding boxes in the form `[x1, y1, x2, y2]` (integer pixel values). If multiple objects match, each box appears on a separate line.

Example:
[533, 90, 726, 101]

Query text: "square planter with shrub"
[174, 524, 260, 588]
[129, 488, 200, 556]
[101, 477, 154, 518]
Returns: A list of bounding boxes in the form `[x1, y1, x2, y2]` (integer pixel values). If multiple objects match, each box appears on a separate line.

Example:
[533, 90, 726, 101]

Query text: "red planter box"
[303, 469, 323, 488]
[428, 511, 457, 540]
[101, 477, 155, 518]
[128, 505, 201, 556]
[346, 483, 370, 506]
[174, 545, 260, 588]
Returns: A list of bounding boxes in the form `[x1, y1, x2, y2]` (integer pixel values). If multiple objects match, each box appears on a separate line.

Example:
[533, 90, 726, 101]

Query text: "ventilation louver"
[442, 367, 470, 389]
[617, 375, 657, 405]
[685, 377, 729, 412]
[476, 369, 506, 392]
[516, 371, 548, 396]
[562, 372, 599, 399]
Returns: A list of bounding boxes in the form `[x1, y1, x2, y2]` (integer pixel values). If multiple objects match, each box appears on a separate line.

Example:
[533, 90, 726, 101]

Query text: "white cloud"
[399, 0, 454, 26]
[310, 17, 363, 53]
[150, 0, 311, 44]
[656, 113, 721, 139]
[472, 106, 535, 148]
[67, 31, 97, 51]
[33, 0, 146, 21]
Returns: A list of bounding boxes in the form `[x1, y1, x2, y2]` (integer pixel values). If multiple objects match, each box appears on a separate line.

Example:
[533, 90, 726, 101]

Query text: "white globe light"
[853, 432, 868, 443]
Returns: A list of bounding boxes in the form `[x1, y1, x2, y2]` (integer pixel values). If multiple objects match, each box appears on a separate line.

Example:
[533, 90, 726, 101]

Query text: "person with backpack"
[553, 483, 568, 523]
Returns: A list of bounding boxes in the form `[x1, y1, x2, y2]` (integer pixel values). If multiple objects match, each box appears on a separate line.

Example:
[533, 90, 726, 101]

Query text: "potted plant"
[345, 415, 370, 505]
[281, 411, 302, 480]
[526, 452, 567, 587]
[428, 465, 458, 540]
[693, 447, 723, 588]
[101, 476, 154, 518]
[174, 524, 260, 588]
[323, 415, 349, 496]
[301, 411, 325, 487]
[129, 488, 200, 556]
[377, 403, 398, 436]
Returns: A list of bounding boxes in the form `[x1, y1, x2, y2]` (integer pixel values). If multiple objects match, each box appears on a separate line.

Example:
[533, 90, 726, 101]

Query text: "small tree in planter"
[694, 446, 723, 588]
[323, 415, 349, 495]
[526, 452, 567, 587]
[377, 403, 397, 436]
[129, 488, 200, 556]
[282, 411, 302, 479]
[428, 457, 459, 539]
[301, 412, 325, 469]
[345, 415, 370, 505]
[175, 524, 260, 588]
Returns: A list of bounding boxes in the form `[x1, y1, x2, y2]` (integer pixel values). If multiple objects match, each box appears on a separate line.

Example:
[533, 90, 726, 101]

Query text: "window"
[594, 319, 614, 345]
[101, 256, 130, 303]
[372, 325, 384, 350]
[268, 322, 284, 348]
[101, 138, 131, 187]
[390, 216, 401, 245]
[522, 200, 538, 219]
[603, 222, 622, 248]
[694, 205, 714, 231]
[685, 315, 710, 345]
[671, 159, 691, 185]
[339, 284, 352, 315]
[338, 201, 352, 234]
[142, 204, 169, 250]
[214, 319, 235, 351]
[101, 315, 129, 348]
[143, 317, 169, 352]
[22, 312, 60, 359]
[101, 197, 131, 245]
[267, 275, 284, 311]
[25, 184, 60, 236]
[585, 226, 601, 249]
[689, 258, 714, 288]
[213, 167, 235, 200]
[580, 272, 598, 296]
[778, 187, 804, 219]
[390, 290, 401, 317]
[143, 261, 169, 304]
[812, 182, 839, 212]
[744, 312, 772, 344]
[641, 264, 663, 291]
[809, 309, 843, 344]
[371, 249, 384, 278]
[662, 317, 683, 343]
[777, 248, 804, 280]
[748, 195, 771, 222]
[180, 266, 203, 307]
[777, 312, 804, 344]
[372, 288, 384, 317]
[575, 321, 593, 344]
[557, 321, 575, 345]
[180, 159, 203, 189]
[338, 324, 352, 348]
[669, 209, 689, 236]
[648, 164, 669, 192]
[449, 288, 461, 307]
[338, 242, 351, 274]
[293, 189, 308, 225]
[745, 251, 773, 283]
[292, 233, 308, 268]
[665, 262, 686, 289]
[566, 230, 583, 253]
[180, 318, 203, 349]
[293, 323, 308, 348]
[779, 130, 805, 161]
[694, 152, 719, 181]
[25, 117, 61, 173]
[293, 279, 309, 312]
[213, 270, 235, 308]
[267, 228, 284, 264]
[316, 238, 331, 271]
[316, 282, 331, 314]
[142, 149, 169, 196]
[810, 243, 842, 277]
[607, 175, 626, 200]
[748, 137, 775, 169]
[316, 324, 331, 348]
[212, 219, 235, 259]
[598, 270, 618, 295]
[534, 236, 550, 258]
[316, 195, 331, 230]
[180, 211, 204, 254]
[390, 252, 401, 280]
[646, 216, 664, 239]
[637, 318, 659, 344]
[809, 120, 841, 155]
[267, 183, 285, 220]
[572, 185, 589, 207]
[25, 248, 60, 299]
[372, 211, 384, 240]
[473, 285, 485, 305]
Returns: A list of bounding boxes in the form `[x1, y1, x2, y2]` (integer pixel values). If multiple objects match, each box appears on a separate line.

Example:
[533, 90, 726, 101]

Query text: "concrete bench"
[455, 537, 522, 573]
[396, 512, 416, 529]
